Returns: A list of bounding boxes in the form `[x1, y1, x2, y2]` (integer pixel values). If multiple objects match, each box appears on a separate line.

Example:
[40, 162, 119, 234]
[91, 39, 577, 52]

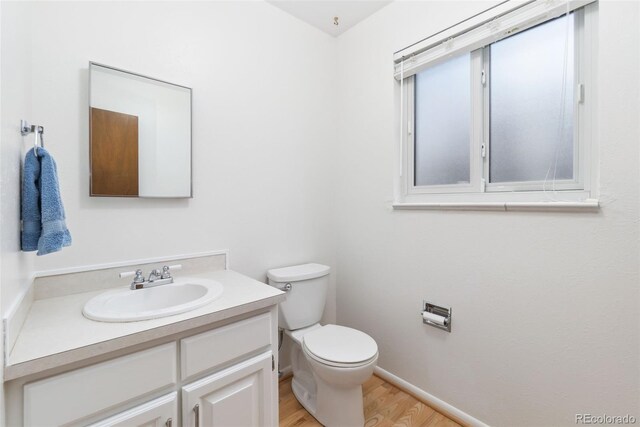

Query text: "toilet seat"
[303, 343, 378, 368]
[302, 324, 378, 367]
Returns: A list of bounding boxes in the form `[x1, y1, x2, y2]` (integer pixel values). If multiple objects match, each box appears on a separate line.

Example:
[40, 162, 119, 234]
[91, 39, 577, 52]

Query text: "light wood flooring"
[279, 375, 463, 427]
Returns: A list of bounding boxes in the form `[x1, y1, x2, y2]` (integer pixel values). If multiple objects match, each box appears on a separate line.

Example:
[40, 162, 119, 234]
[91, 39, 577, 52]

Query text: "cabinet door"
[88, 392, 177, 427]
[182, 352, 274, 427]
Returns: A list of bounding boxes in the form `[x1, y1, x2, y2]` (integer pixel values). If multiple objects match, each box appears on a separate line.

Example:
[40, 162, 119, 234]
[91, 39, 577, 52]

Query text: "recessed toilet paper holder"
[421, 301, 451, 332]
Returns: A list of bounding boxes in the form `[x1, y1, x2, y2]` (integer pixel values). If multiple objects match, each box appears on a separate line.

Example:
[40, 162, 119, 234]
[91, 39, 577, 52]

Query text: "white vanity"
[3, 252, 285, 427]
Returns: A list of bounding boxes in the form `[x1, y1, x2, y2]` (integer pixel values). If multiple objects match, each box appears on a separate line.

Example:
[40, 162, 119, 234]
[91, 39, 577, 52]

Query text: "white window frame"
[394, 2, 599, 211]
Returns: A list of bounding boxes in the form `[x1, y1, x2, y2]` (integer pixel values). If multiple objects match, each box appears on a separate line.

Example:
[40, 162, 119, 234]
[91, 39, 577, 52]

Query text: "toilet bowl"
[267, 263, 378, 427]
[286, 324, 378, 427]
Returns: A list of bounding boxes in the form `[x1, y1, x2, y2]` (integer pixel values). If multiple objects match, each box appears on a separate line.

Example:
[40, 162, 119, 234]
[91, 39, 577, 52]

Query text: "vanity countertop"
[5, 269, 285, 381]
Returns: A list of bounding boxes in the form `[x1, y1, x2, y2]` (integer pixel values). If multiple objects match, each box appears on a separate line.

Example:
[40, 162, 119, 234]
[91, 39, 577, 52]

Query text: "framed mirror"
[89, 62, 192, 198]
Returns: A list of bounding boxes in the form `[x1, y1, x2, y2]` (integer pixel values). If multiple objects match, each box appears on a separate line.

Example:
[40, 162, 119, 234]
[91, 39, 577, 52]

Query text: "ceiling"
[267, 1, 392, 37]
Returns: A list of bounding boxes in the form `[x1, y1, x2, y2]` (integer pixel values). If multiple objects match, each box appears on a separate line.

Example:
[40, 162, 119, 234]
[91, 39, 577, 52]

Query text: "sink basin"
[83, 277, 224, 322]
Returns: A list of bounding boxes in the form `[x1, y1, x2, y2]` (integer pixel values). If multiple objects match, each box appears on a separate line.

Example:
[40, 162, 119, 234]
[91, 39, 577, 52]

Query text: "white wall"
[0, 2, 36, 315]
[0, 0, 4, 420]
[0, 1, 337, 324]
[334, 1, 639, 426]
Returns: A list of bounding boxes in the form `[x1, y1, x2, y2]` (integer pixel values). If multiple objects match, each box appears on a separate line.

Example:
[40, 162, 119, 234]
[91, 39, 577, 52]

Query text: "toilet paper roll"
[423, 311, 447, 326]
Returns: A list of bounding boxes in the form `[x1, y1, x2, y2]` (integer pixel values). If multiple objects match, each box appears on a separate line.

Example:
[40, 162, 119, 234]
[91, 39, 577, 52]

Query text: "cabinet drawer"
[181, 313, 272, 380]
[24, 342, 177, 427]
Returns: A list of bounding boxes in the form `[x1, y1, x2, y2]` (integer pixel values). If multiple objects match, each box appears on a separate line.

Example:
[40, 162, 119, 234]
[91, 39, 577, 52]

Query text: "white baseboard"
[279, 365, 292, 378]
[374, 366, 489, 427]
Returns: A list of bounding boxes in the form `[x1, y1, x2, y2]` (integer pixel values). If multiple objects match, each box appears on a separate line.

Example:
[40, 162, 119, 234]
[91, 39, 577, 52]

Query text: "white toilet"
[268, 263, 378, 427]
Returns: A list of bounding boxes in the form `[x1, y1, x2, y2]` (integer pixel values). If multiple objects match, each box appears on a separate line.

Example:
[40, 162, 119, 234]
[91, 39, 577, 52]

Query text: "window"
[414, 54, 471, 187]
[489, 14, 575, 187]
[395, 1, 597, 209]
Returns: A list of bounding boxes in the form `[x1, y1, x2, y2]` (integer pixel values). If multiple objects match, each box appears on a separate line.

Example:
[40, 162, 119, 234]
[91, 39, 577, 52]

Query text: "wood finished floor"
[279, 375, 463, 427]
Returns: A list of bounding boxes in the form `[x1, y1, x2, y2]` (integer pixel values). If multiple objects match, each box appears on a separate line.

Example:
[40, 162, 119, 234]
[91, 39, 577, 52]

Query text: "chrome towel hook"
[20, 120, 45, 156]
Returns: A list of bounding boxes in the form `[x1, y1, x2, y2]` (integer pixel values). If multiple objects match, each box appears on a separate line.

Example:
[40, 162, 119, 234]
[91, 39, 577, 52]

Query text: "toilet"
[268, 263, 378, 427]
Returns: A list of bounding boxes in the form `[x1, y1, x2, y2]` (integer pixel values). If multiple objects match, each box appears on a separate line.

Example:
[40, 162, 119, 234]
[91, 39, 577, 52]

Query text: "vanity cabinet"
[13, 309, 278, 427]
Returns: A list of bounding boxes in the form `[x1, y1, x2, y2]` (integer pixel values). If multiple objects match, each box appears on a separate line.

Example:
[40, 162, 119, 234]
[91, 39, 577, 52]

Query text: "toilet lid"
[303, 324, 378, 364]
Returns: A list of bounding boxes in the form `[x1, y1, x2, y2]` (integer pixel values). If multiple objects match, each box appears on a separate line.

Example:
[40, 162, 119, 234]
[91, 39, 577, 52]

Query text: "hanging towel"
[21, 147, 72, 255]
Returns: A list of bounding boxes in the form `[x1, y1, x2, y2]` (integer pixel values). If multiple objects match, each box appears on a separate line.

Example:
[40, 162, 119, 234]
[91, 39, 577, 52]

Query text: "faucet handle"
[120, 269, 145, 284]
[133, 269, 145, 283]
[161, 265, 171, 279]
[161, 264, 182, 279]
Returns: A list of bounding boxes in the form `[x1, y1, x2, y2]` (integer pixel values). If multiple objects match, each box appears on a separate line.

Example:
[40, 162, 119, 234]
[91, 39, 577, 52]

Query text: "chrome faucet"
[119, 265, 182, 290]
[148, 268, 163, 283]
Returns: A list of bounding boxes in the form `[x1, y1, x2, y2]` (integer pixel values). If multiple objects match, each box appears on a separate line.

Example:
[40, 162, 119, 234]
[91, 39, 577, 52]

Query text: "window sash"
[402, 7, 590, 198]
[484, 10, 585, 192]
[405, 50, 483, 196]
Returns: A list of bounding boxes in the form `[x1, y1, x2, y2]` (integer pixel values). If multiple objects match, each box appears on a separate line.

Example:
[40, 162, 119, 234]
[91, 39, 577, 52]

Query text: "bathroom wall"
[0, 2, 338, 323]
[334, 1, 640, 426]
[0, 3, 36, 315]
[0, 0, 4, 418]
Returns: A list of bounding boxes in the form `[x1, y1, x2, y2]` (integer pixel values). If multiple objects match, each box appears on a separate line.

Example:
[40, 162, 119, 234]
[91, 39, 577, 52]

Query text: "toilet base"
[291, 372, 366, 427]
[314, 374, 365, 427]
[291, 372, 317, 415]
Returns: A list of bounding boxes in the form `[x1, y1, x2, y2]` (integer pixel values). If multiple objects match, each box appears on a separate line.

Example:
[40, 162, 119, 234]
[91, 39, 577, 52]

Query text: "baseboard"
[278, 365, 292, 381]
[374, 366, 489, 427]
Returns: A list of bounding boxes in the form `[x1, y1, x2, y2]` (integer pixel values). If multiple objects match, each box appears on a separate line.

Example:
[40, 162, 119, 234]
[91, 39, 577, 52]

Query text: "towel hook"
[20, 120, 45, 156]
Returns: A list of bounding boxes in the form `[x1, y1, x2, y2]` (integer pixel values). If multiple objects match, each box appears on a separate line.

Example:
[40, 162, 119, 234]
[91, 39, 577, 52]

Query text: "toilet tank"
[267, 263, 330, 331]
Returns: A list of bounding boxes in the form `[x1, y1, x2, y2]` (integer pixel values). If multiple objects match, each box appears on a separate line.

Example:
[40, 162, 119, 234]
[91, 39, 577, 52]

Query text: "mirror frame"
[88, 61, 193, 198]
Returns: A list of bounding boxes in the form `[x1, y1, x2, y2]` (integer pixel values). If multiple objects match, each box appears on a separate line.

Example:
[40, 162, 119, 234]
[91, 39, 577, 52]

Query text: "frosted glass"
[414, 54, 470, 186]
[490, 14, 575, 184]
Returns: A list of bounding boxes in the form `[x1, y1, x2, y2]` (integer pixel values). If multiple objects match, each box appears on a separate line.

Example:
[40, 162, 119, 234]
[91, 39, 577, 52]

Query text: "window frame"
[395, 4, 598, 210]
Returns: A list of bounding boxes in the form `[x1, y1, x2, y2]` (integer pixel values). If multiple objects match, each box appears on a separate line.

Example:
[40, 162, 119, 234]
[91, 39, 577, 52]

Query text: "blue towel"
[21, 147, 72, 255]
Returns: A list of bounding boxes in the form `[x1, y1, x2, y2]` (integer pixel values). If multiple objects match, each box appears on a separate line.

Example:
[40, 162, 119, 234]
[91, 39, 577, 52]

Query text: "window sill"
[392, 199, 600, 212]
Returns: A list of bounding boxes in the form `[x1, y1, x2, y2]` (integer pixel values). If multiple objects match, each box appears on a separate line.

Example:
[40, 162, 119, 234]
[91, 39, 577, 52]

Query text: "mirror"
[89, 63, 192, 198]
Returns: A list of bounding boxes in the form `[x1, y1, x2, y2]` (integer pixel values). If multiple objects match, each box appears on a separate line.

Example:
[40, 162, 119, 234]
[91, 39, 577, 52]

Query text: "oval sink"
[83, 278, 224, 322]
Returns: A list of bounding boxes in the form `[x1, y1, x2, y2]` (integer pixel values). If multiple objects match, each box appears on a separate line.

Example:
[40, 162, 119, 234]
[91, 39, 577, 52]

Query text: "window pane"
[490, 14, 575, 184]
[414, 54, 470, 186]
